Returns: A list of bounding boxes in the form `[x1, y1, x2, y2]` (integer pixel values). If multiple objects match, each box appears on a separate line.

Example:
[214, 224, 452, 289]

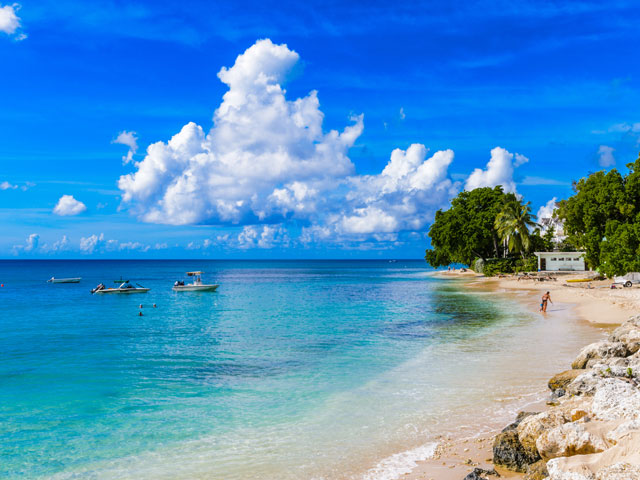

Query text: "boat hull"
[48, 278, 81, 283]
[95, 288, 150, 294]
[173, 284, 219, 292]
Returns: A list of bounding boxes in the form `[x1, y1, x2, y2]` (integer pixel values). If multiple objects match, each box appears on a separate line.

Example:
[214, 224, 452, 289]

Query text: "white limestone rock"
[567, 371, 606, 397]
[591, 379, 640, 421]
[571, 342, 628, 370]
[537, 422, 608, 460]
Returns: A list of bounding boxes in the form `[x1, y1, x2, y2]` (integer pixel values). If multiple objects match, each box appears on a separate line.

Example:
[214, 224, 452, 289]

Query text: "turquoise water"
[0, 260, 600, 479]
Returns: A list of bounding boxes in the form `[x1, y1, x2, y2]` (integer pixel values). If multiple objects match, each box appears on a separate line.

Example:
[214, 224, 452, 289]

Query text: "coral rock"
[571, 342, 628, 370]
[536, 422, 608, 460]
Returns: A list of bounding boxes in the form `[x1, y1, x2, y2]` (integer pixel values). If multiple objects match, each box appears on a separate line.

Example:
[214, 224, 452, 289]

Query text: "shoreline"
[401, 271, 639, 480]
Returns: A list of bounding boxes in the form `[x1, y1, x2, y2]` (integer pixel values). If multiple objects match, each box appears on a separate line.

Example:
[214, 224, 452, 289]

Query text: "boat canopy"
[187, 271, 204, 275]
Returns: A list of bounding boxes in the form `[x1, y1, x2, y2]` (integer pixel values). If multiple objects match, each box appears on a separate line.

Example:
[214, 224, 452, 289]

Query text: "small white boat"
[48, 277, 81, 283]
[92, 281, 150, 294]
[173, 271, 219, 292]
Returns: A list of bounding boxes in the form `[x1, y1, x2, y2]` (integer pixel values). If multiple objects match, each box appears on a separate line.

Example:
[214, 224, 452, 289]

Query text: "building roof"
[533, 251, 585, 255]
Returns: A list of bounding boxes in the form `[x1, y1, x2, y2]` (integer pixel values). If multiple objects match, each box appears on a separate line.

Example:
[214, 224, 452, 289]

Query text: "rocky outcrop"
[536, 422, 609, 460]
[493, 428, 539, 472]
[566, 371, 604, 396]
[524, 459, 548, 480]
[550, 370, 585, 392]
[591, 379, 640, 421]
[517, 410, 569, 459]
[493, 314, 640, 480]
[492, 411, 540, 471]
[571, 342, 628, 370]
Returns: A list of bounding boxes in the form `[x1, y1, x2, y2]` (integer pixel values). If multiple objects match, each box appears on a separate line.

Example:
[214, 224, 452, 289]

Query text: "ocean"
[0, 260, 602, 479]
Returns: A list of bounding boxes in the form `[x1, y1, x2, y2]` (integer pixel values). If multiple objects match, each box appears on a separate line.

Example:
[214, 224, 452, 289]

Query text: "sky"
[2, 0, 640, 259]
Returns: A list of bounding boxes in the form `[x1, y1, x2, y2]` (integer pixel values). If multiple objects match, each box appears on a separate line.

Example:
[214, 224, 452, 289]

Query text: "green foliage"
[599, 221, 640, 277]
[516, 255, 538, 273]
[557, 156, 640, 275]
[479, 255, 537, 276]
[482, 258, 516, 276]
[542, 226, 556, 251]
[627, 367, 633, 378]
[528, 228, 548, 253]
[425, 186, 515, 267]
[494, 198, 537, 258]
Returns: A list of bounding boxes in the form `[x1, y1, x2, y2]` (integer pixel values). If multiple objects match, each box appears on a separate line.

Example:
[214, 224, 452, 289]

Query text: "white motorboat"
[92, 281, 150, 294]
[48, 277, 81, 283]
[173, 271, 219, 292]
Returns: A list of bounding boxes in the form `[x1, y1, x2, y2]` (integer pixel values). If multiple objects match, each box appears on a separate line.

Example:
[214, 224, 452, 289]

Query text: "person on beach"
[540, 291, 553, 312]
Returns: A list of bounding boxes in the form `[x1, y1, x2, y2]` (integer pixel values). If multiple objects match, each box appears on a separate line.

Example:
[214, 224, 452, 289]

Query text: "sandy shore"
[402, 270, 640, 480]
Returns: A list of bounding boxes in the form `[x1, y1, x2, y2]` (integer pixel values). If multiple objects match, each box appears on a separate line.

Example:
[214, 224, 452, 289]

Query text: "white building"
[538, 215, 566, 245]
[534, 252, 586, 272]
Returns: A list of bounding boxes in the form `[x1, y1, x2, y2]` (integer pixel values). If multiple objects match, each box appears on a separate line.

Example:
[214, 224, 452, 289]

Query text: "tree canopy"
[425, 186, 516, 267]
[557, 156, 640, 276]
[494, 198, 537, 259]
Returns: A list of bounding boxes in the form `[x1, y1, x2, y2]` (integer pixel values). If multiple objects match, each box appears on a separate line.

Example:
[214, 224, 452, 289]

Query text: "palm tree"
[494, 199, 537, 259]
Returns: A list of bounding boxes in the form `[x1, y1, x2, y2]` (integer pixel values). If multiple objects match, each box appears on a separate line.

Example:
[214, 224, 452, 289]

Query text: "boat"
[91, 281, 150, 294]
[173, 271, 219, 292]
[47, 277, 81, 283]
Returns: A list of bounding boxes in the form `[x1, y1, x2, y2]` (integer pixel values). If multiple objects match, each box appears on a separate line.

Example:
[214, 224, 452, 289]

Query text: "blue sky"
[2, 0, 640, 258]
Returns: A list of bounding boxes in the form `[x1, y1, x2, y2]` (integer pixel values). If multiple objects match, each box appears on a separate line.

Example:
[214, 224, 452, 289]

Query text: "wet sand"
[402, 271, 626, 480]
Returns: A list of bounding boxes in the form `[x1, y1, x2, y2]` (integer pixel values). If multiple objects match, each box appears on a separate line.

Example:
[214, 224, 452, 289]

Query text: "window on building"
[551, 258, 557, 261]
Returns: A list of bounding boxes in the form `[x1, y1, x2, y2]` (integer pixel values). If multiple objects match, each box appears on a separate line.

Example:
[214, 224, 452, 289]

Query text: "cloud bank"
[118, 39, 528, 248]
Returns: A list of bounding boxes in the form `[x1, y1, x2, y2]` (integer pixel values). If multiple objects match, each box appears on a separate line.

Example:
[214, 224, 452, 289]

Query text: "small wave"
[361, 442, 438, 480]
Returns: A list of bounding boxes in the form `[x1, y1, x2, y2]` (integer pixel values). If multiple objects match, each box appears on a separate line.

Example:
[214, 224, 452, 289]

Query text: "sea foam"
[361, 442, 438, 480]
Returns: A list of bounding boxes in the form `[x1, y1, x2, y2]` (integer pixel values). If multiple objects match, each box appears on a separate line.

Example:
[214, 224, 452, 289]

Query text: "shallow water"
[0, 260, 604, 479]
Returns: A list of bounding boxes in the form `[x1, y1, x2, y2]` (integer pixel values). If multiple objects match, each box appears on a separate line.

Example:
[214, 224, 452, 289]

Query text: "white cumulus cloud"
[537, 197, 557, 220]
[12, 233, 39, 254]
[597, 145, 615, 167]
[118, 39, 363, 226]
[113, 131, 139, 164]
[53, 195, 87, 216]
[337, 145, 458, 234]
[0, 180, 17, 190]
[0, 3, 25, 40]
[80, 233, 104, 254]
[237, 224, 290, 249]
[115, 39, 537, 247]
[465, 147, 528, 193]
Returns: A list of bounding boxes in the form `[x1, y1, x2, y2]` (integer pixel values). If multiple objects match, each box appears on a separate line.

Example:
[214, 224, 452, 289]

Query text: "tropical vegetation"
[557, 156, 640, 277]
[425, 153, 640, 277]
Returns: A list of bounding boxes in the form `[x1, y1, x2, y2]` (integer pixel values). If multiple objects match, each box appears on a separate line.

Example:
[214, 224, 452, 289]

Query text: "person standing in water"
[540, 291, 553, 312]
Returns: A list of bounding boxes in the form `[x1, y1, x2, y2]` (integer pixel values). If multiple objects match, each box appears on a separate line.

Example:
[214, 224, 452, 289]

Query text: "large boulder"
[536, 422, 608, 460]
[609, 316, 640, 343]
[502, 411, 539, 432]
[571, 342, 628, 370]
[493, 429, 540, 472]
[524, 459, 549, 480]
[591, 378, 640, 421]
[566, 371, 605, 397]
[550, 370, 585, 392]
[517, 410, 570, 459]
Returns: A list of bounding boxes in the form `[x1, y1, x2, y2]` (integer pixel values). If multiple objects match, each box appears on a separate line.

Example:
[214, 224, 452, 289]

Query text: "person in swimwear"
[540, 291, 552, 312]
